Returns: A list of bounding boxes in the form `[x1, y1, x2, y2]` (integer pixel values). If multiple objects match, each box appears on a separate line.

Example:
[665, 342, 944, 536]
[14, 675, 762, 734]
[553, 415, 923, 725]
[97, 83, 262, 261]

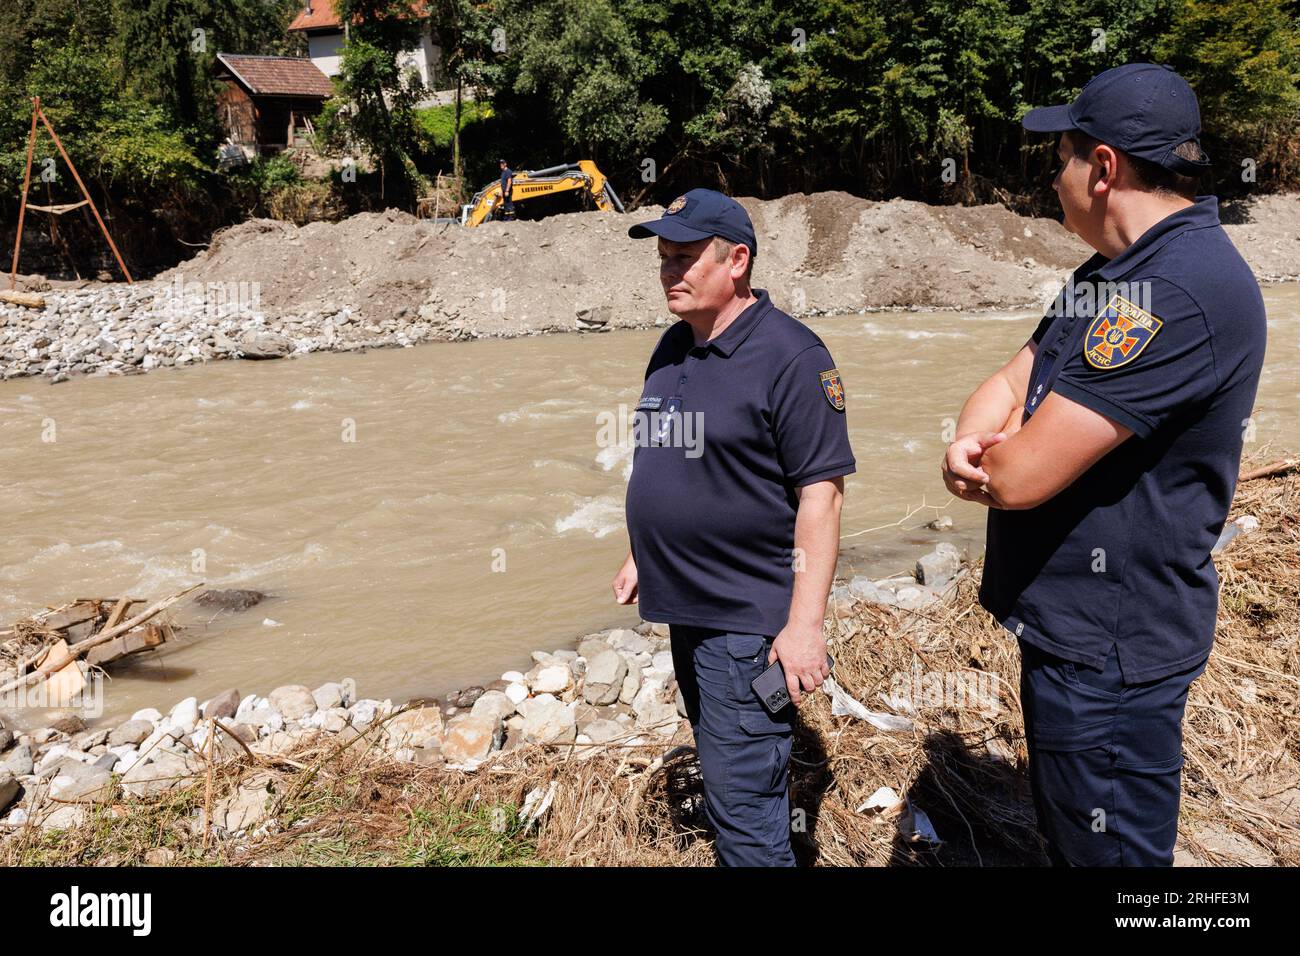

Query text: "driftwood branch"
[1240, 458, 1299, 482]
[0, 583, 202, 695]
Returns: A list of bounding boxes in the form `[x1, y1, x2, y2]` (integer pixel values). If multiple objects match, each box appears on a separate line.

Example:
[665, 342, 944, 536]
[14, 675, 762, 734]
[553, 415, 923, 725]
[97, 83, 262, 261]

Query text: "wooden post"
[32, 97, 134, 283]
[8, 100, 39, 290]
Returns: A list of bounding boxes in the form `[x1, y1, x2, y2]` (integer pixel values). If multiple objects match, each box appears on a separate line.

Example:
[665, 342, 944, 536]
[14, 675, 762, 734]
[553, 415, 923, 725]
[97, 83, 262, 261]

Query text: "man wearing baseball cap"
[941, 64, 1266, 865]
[613, 188, 856, 866]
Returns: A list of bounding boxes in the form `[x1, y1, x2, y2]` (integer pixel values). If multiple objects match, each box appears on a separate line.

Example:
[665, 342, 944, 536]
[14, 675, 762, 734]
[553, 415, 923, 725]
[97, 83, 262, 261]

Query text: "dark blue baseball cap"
[628, 188, 758, 258]
[1023, 63, 1211, 175]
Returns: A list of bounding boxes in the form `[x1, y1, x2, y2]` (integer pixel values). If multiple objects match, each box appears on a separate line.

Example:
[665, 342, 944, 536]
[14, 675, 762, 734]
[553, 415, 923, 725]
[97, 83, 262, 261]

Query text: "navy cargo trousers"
[1018, 639, 1209, 866]
[670, 625, 796, 866]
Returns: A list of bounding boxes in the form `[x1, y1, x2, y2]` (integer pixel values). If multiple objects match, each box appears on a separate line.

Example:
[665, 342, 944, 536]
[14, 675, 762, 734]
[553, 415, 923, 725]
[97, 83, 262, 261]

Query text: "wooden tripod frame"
[9, 96, 133, 289]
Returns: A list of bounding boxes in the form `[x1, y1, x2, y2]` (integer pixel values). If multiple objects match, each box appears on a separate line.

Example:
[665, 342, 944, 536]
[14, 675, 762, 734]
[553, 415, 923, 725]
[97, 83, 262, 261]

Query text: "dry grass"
[5, 470, 1296, 867]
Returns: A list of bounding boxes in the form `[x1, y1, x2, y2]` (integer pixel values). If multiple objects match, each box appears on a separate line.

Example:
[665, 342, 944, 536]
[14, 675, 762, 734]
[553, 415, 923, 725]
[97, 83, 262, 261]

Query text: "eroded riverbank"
[3, 192, 1297, 383]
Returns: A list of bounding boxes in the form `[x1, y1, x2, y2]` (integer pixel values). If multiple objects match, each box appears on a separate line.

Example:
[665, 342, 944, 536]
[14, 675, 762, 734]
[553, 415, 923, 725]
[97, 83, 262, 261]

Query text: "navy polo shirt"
[625, 289, 856, 635]
[981, 197, 1267, 683]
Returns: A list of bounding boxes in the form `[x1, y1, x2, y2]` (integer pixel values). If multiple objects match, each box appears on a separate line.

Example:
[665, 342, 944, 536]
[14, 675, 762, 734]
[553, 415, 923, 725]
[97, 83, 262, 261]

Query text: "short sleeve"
[1051, 278, 1217, 439]
[770, 344, 857, 486]
[1031, 313, 1055, 346]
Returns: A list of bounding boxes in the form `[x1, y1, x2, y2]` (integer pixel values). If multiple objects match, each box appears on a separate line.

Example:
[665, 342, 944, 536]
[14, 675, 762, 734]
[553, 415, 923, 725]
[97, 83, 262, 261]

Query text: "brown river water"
[4, 285, 1298, 726]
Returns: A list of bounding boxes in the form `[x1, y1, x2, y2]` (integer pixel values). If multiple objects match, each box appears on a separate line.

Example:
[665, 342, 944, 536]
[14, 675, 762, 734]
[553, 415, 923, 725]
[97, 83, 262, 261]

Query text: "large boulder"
[582, 650, 628, 705]
[268, 684, 317, 720]
[48, 762, 115, 804]
[214, 771, 276, 832]
[916, 542, 963, 589]
[193, 588, 267, 612]
[203, 688, 242, 720]
[632, 680, 679, 735]
[383, 706, 444, 751]
[470, 690, 516, 722]
[108, 720, 154, 747]
[441, 714, 503, 768]
[529, 663, 573, 695]
[0, 770, 19, 816]
[121, 750, 199, 797]
[519, 695, 576, 744]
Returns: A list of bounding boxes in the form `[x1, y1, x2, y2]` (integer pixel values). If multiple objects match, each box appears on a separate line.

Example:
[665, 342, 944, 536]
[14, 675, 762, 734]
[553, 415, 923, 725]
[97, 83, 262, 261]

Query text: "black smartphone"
[751, 654, 834, 715]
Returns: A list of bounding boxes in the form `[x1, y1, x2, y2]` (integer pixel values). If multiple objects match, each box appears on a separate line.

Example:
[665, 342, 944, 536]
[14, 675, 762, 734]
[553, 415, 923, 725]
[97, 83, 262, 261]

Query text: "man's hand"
[612, 552, 638, 604]
[942, 431, 1008, 507]
[769, 621, 829, 705]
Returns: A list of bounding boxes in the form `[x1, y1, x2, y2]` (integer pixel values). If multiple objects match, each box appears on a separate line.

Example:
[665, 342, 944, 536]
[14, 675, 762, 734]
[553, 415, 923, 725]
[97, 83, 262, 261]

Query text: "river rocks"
[107, 723, 154, 749]
[383, 706, 444, 751]
[214, 771, 276, 833]
[916, 543, 963, 588]
[49, 762, 115, 804]
[169, 697, 201, 733]
[268, 684, 316, 720]
[470, 690, 516, 722]
[581, 718, 627, 744]
[121, 750, 199, 798]
[2, 745, 34, 776]
[194, 588, 267, 612]
[441, 714, 502, 768]
[238, 330, 291, 359]
[582, 650, 627, 705]
[311, 682, 347, 711]
[620, 662, 643, 705]
[529, 662, 573, 695]
[349, 699, 381, 727]
[449, 685, 484, 708]
[632, 680, 680, 734]
[519, 695, 577, 744]
[49, 714, 88, 737]
[0, 770, 19, 815]
[609, 628, 652, 656]
[204, 688, 242, 720]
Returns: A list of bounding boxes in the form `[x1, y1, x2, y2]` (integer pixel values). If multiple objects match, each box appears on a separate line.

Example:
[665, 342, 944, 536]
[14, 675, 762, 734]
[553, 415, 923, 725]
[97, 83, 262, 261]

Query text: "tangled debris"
[0, 585, 200, 706]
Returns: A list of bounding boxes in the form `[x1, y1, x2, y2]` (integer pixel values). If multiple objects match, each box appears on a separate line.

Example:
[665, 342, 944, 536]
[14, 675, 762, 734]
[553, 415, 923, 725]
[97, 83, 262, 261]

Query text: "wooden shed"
[214, 53, 336, 155]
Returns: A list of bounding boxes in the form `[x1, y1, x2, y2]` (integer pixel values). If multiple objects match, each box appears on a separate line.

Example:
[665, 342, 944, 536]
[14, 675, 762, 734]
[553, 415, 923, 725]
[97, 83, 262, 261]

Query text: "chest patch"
[636, 395, 663, 411]
[819, 368, 846, 410]
[1084, 295, 1163, 369]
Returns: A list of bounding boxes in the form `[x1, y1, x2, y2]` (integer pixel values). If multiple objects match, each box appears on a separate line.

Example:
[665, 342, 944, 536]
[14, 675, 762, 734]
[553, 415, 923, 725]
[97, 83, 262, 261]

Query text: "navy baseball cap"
[628, 188, 758, 258]
[1023, 63, 1211, 175]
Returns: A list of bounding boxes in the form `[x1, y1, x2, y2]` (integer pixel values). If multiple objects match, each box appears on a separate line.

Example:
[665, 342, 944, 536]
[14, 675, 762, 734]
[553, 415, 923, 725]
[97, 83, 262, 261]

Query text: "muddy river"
[4, 286, 1297, 724]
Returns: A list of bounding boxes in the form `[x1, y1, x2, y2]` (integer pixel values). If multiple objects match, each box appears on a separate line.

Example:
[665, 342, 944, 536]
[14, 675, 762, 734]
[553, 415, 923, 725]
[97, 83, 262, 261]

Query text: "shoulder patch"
[819, 368, 846, 410]
[1084, 295, 1163, 369]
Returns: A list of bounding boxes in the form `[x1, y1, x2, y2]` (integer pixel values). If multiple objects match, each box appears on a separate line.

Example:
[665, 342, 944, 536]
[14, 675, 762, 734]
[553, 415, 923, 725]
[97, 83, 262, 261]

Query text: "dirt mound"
[146, 190, 1300, 341]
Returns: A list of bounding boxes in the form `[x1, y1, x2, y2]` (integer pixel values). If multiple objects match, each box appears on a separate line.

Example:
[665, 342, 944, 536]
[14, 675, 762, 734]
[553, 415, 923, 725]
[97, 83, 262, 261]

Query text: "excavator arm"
[463, 161, 624, 226]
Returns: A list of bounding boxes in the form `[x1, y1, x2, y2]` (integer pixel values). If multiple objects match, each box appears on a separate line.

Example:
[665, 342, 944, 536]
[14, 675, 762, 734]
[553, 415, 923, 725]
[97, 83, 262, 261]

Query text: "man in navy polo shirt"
[613, 188, 856, 866]
[942, 64, 1266, 865]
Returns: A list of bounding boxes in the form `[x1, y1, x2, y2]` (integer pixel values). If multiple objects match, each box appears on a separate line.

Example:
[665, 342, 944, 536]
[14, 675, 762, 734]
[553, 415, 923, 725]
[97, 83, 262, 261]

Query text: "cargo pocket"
[725, 633, 794, 737]
[1022, 644, 1119, 752]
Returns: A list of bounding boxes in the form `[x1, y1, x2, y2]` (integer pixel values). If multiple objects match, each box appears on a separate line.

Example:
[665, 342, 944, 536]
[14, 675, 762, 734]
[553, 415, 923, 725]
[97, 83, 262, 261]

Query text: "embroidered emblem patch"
[819, 368, 846, 410]
[636, 395, 663, 411]
[1084, 295, 1163, 369]
[665, 196, 687, 215]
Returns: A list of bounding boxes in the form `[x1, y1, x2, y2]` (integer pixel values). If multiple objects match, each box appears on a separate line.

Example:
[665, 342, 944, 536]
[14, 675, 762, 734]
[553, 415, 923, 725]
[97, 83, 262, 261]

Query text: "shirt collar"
[1095, 195, 1220, 281]
[689, 289, 772, 357]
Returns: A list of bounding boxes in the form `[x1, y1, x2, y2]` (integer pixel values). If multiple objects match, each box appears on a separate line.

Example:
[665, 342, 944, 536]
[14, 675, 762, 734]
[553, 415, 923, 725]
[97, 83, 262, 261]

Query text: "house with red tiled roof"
[214, 53, 335, 156]
[289, 0, 445, 92]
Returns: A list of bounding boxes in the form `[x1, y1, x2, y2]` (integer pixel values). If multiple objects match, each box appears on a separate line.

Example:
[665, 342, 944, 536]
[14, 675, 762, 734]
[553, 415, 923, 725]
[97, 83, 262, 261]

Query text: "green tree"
[319, 0, 428, 204]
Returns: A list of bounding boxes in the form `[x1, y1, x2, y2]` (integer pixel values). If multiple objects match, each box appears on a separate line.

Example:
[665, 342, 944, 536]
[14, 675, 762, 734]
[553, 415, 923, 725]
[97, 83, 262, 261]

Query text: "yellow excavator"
[461, 160, 624, 226]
